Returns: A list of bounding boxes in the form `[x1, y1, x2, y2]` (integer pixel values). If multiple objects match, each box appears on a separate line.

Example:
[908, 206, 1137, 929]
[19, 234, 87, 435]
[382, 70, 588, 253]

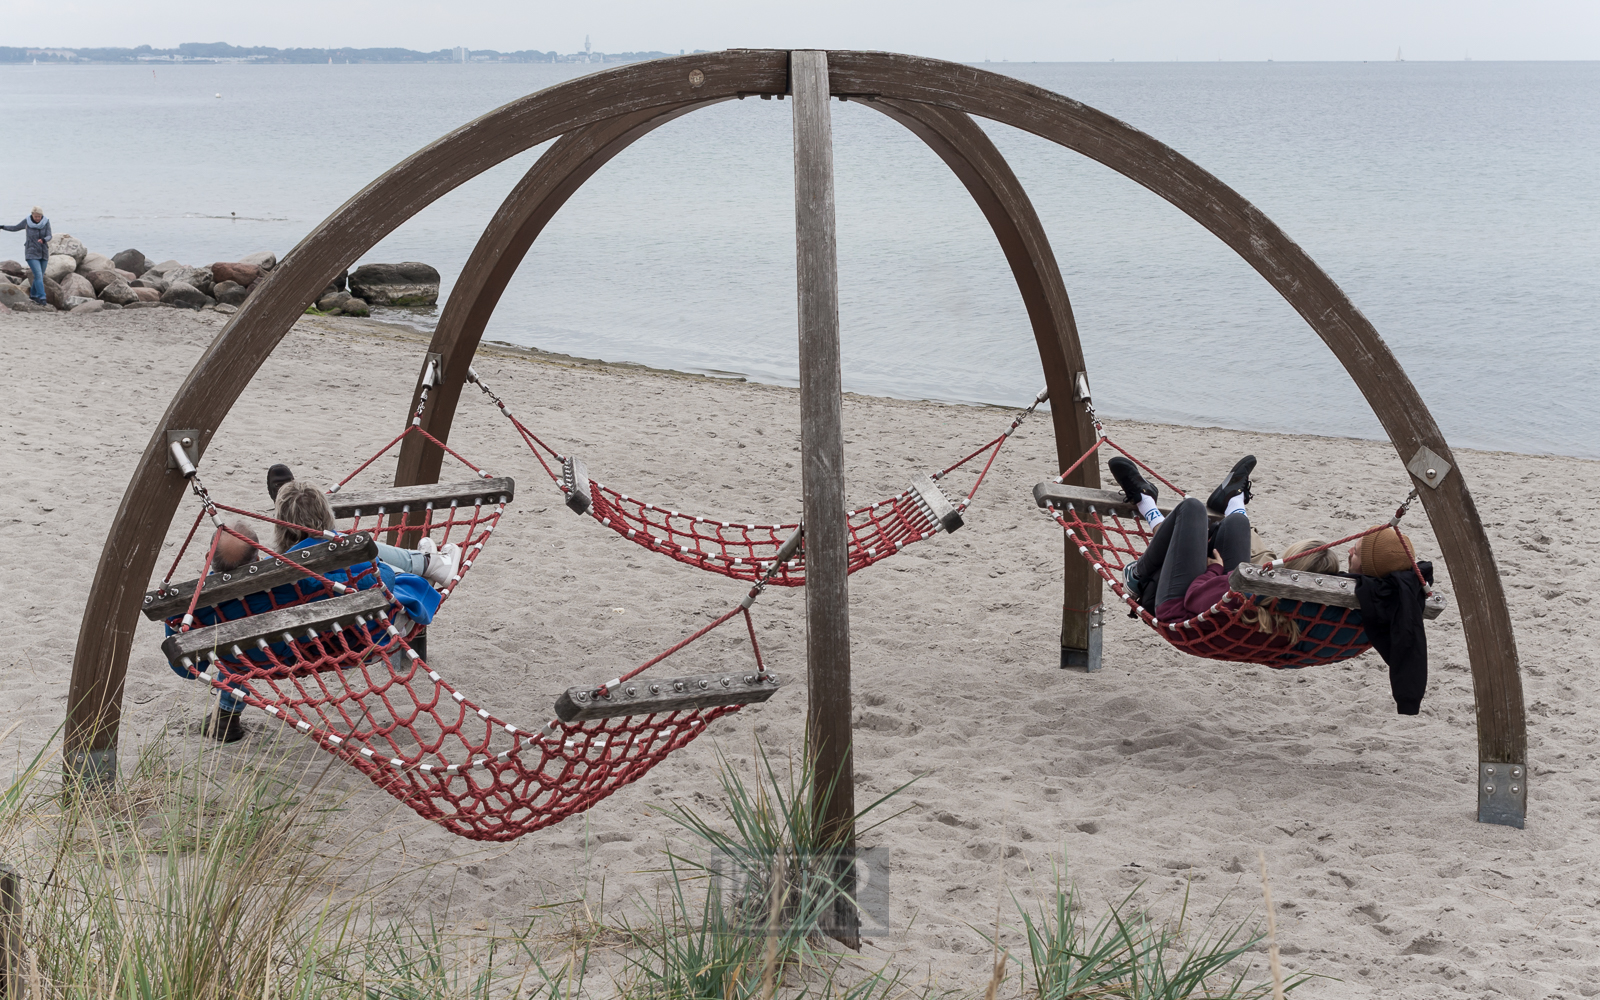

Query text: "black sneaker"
[1206, 455, 1256, 515]
[203, 707, 247, 743]
[267, 463, 295, 502]
[1108, 456, 1159, 506]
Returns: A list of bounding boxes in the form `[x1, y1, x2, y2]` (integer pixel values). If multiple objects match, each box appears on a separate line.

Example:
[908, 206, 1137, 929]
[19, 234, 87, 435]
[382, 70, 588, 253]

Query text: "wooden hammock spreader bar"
[141, 533, 381, 621]
[327, 477, 516, 520]
[554, 670, 783, 722]
[160, 589, 392, 666]
[1231, 563, 1446, 620]
[1032, 482, 1223, 522]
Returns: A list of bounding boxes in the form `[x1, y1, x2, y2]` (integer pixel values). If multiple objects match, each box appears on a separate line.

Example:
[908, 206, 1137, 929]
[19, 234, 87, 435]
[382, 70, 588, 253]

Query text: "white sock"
[1224, 493, 1247, 517]
[1136, 495, 1165, 526]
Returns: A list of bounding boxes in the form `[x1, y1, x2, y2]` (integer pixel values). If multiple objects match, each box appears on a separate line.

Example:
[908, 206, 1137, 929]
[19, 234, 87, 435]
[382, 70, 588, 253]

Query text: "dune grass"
[0, 725, 1311, 999]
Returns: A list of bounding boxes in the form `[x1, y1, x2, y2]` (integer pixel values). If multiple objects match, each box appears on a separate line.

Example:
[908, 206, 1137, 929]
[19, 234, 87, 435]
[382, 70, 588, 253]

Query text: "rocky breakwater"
[0, 235, 280, 315]
[313, 261, 440, 317]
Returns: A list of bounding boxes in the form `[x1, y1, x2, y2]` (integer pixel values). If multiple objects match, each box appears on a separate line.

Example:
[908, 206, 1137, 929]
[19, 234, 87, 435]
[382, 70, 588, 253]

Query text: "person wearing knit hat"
[1348, 527, 1416, 578]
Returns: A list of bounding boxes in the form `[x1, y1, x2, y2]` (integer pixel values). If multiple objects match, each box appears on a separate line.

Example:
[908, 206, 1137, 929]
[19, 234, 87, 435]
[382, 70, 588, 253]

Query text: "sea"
[4, 59, 1596, 458]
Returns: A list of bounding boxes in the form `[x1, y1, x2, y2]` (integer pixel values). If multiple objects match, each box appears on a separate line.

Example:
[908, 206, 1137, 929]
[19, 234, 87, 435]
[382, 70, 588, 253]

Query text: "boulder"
[144, 259, 184, 277]
[78, 252, 114, 275]
[43, 276, 64, 309]
[113, 249, 149, 275]
[213, 280, 248, 306]
[161, 281, 211, 309]
[100, 279, 139, 305]
[59, 272, 96, 300]
[45, 254, 78, 283]
[211, 261, 263, 288]
[348, 262, 439, 306]
[0, 283, 33, 309]
[124, 300, 163, 309]
[131, 275, 169, 292]
[69, 299, 105, 315]
[238, 251, 277, 271]
[316, 290, 351, 312]
[166, 265, 214, 296]
[323, 268, 348, 295]
[339, 296, 369, 317]
[64, 295, 97, 310]
[213, 303, 239, 315]
[113, 268, 136, 281]
[0, 260, 23, 278]
[85, 269, 122, 293]
[48, 234, 87, 264]
[131, 287, 161, 302]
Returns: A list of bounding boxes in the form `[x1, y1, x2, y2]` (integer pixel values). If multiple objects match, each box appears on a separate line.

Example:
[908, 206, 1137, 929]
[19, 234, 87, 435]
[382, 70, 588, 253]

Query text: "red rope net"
[1046, 436, 1413, 670]
[470, 370, 1047, 585]
[159, 420, 771, 841]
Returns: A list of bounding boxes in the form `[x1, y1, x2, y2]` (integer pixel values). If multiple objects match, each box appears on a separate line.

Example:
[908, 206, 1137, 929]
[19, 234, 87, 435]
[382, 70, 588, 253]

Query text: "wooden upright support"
[791, 49, 859, 949]
[0, 863, 20, 1000]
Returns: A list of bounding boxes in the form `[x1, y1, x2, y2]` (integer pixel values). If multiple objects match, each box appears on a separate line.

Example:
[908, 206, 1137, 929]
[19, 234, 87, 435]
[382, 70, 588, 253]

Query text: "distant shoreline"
[2, 44, 695, 66]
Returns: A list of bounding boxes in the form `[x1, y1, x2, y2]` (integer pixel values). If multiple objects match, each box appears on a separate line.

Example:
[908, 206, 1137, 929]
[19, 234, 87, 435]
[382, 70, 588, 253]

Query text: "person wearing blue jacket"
[1, 207, 52, 304]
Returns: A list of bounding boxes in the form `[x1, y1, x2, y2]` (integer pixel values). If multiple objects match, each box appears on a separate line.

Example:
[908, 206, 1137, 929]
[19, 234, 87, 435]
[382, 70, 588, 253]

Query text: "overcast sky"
[6, 0, 1596, 61]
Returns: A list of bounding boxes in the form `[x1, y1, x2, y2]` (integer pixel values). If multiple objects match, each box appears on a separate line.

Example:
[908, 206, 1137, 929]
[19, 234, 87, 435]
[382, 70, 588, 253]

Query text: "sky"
[3, 0, 1596, 62]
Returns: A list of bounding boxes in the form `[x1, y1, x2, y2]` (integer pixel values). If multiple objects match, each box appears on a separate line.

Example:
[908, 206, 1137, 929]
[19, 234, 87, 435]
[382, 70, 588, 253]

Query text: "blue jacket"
[0, 216, 51, 259]
[166, 539, 440, 682]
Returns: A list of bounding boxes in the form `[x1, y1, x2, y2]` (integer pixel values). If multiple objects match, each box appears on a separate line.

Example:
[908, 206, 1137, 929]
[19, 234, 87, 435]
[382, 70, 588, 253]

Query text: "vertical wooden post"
[0, 863, 20, 1000]
[791, 48, 858, 949]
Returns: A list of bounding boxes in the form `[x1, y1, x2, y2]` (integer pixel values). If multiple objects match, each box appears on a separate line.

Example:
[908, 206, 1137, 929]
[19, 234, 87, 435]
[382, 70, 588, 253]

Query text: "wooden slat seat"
[328, 476, 515, 520]
[1032, 481, 1222, 522]
[142, 534, 381, 621]
[1231, 563, 1446, 620]
[555, 671, 782, 722]
[160, 589, 392, 668]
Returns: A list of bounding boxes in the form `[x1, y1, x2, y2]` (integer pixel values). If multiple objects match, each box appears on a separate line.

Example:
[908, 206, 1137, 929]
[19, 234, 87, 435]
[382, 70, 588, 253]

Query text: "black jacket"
[1355, 560, 1434, 715]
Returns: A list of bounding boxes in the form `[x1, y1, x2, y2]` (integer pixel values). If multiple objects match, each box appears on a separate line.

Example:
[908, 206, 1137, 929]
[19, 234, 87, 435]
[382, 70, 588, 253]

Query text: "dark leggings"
[1135, 497, 1252, 607]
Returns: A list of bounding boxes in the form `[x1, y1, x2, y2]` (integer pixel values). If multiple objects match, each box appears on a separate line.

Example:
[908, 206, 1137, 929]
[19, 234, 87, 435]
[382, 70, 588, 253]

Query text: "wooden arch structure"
[67, 50, 1527, 828]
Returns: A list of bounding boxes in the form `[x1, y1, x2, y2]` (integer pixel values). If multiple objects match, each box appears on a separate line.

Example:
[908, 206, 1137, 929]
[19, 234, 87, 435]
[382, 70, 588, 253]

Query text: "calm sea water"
[4, 60, 1596, 458]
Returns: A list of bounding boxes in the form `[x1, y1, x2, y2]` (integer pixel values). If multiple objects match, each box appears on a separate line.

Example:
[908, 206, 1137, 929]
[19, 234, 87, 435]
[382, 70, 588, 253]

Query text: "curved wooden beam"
[825, 53, 1524, 791]
[64, 51, 790, 773]
[391, 99, 728, 491]
[858, 98, 1103, 664]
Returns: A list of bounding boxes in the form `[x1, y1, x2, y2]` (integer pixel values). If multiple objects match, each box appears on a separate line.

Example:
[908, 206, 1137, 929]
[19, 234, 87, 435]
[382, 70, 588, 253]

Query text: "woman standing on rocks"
[1, 207, 51, 305]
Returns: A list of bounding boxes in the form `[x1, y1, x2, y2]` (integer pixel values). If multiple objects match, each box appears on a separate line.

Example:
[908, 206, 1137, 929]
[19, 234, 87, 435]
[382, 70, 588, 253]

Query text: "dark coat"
[1355, 561, 1434, 715]
[0, 216, 51, 259]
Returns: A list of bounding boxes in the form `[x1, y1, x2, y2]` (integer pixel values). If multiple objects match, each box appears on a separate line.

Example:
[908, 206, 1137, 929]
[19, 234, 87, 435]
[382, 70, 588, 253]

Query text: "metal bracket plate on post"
[419, 351, 443, 389]
[1407, 445, 1452, 490]
[1477, 761, 1527, 828]
[66, 746, 117, 791]
[1073, 371, 1091, 402]
[1060, 604, 1104, 672]
[165, 429, 202, 472]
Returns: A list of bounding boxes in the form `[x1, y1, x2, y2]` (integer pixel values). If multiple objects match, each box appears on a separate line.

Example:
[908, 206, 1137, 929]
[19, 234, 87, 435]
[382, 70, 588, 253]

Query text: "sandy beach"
[2, 305, 1597, 998]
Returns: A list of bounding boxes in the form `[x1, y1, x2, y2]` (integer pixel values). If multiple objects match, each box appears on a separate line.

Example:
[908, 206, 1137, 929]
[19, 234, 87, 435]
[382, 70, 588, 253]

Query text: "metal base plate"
[65, 747, 117, 790]
[1477, 761, 1527, 828]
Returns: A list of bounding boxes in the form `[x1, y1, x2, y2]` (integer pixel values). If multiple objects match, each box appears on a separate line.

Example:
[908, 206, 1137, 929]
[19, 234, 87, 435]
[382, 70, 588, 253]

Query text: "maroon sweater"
[1155, 564, 1291, 655]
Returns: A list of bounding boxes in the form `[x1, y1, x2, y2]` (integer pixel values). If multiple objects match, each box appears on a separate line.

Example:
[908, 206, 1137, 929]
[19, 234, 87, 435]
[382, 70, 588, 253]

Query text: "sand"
[2, 305, 1597, 998]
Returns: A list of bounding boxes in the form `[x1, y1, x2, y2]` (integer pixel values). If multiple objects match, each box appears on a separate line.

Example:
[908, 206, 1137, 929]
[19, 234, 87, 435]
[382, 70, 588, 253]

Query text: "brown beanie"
[1358, 527, 1416, 577]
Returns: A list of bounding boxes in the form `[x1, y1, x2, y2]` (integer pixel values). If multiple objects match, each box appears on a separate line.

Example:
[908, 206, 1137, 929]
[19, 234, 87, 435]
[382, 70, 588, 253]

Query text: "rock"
[0, 283, 33, 309]
[102, 302, 123, 310]
[144, 259, 184, 277]
[48, 234, 87, 264]
[0, 271, 13, 285]
[323, 268, 348, 295]
[59, 272, 96, 300]
[44, 254, 78, 283]
[339, 296, 369, 317]
[84, 269, 122, 293]
[213, 302, 239, 315]
[131, 287, 161, 302]
[69, 299, 105, 315]
[112, 249, 149, 275]
[123, 300, 163, 309]
[161, 281, 211, 309]
[348, 262, 439, 306]
[238, 251, 277, 271]
[166, 265, 214, 296]
[211, 262, 263, 287]
[100, 279, 139, 305]
[213, 280, 248, 306]
[64, 295, 97, 310]
[78, 252, 114, 275]
[0, 260, 23, 278]
[43, 276, 64, 309]
[316, 290, 351, 312]
[131, 275, 169, 292]
[113, 268, 136, 281]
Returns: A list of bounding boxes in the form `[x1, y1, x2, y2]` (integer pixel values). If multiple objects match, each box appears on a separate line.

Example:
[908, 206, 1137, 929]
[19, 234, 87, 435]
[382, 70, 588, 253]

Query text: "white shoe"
[421, 540, 460, 588]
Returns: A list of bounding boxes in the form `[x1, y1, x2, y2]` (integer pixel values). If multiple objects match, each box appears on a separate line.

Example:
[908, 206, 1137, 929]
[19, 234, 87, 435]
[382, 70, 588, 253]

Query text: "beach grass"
[0, 724, 1310, 999]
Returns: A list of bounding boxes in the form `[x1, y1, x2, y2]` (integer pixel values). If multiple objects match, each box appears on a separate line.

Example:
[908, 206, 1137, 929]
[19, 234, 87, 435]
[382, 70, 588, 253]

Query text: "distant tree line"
[0, 42, 689, 64]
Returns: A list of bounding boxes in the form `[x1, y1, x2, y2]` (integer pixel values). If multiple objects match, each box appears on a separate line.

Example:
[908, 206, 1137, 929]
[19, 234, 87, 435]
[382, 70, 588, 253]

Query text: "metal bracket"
[1407, 445, 1452, 490]
[165, 429, 202, 476]
[65, 746, 117, 792]
[1073, 371, 1092, 402]
[562, 455, 592, 515]
[1477, 761, 1527, 828]
[419, 352, 442, 390]
[1060, 604, 1104, 672]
